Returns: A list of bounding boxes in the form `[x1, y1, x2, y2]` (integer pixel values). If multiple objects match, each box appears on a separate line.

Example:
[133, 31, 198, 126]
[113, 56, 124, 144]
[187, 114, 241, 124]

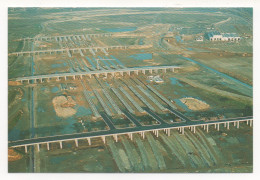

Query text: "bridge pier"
[80, 75, 83, 79]
[172, 68, 175, 72]
[24, 145, 28, 153]
[101, 136, 106, 144]
[134, 71, 138, 75]
[142, 70, 146, 74]
[193, 126, 196, 133]
[237, 121, 240, 129]
[59, 141, 63, 149]
[47, 78, 50, 82]
[113, 135, 118, 142]
[163, 69, 167, 73]
[149, 69, 153, 74]
[234, 122, 236, 126]
[87, 137, 91, 145]
[227, 122, 230, 130]
[96, 74, 100, 78]
[250, 120, 253, 127]
[167, 129, 170, 136]
[128, 133, 133, 141]
[37, 144, 40, 152]
[120, 72, 123, 76]
[64, 76, 67, 81]
[73, 75, 75, 80]
[47, 142, 50, 150]
[40, 78, 43, 83]
[56, 77, 60, 81]
[141, 132, 145, 139]
[182, 127, 185, 135]
[75, 139, 78, 147]
[127, 71, 130, 76]
[217, 123, 220, 131]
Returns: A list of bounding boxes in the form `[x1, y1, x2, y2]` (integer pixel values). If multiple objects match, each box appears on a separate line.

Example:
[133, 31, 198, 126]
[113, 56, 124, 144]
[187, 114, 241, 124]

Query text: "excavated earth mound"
[52, 96, 76, 118]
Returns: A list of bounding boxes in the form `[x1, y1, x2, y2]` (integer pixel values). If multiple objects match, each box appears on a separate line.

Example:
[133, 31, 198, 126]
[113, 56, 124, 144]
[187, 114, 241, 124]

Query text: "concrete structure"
[13, 66, 180, 84]
[9, 116, 253, 152]
[8, 46, 128, 56]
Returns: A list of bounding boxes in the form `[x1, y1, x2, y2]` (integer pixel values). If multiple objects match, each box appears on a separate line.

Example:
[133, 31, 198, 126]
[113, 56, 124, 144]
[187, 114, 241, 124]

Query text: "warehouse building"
[206, 31, 240, 41]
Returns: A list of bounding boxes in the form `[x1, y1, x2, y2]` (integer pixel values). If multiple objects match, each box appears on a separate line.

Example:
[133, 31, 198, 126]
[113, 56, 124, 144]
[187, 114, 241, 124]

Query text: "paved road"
[143, 107, 168, 125]
[9, 116, 252, 147]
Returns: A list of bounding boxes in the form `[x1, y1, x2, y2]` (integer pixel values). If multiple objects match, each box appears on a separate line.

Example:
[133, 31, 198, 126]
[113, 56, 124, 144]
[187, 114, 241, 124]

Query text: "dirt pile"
[8, 148, 22, 162]
[180, 97, 210, 111]
[8, 81, 22, 86]
[52, 96, 77, 118]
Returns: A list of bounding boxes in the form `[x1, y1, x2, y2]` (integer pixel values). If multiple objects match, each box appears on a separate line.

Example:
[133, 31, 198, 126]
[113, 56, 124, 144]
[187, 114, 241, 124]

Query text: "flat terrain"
[8, 8, 253, 173]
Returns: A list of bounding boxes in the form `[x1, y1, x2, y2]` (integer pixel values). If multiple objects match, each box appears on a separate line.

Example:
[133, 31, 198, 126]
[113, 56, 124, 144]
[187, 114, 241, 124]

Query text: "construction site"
[8, 8, 253, 173]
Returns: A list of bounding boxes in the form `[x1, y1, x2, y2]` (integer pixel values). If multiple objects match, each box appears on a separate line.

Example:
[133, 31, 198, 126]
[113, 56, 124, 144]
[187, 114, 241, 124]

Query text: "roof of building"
[207, 31, 221, 37]
[222, 33, 239, 38]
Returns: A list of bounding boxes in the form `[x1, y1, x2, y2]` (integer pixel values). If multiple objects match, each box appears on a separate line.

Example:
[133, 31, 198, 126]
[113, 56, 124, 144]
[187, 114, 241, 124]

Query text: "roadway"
[8, 116, 252, 148]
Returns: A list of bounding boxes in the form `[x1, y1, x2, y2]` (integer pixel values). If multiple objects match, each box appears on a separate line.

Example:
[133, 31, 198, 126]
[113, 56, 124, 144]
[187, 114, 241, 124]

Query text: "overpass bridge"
[12, 66, 180, 84]
[8, 116, 253, 152]
[8, 46, 128, 56]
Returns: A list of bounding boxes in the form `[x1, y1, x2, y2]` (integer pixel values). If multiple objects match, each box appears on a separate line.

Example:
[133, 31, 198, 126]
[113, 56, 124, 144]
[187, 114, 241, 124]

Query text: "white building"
[207, 31, 240, 41]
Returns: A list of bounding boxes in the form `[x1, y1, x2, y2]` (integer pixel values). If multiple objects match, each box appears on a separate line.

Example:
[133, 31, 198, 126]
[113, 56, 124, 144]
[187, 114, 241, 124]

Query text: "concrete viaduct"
[16, 33, 113, 41]
[8, 46, 128, 56]
[8, 116, 253, 153]
[13, 66, 180, 83]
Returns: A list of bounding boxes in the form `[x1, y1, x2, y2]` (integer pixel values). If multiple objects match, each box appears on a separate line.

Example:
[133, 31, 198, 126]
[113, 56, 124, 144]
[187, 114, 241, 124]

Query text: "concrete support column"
[113, 135, 118, 142]
[163, 69, 167, 73]
[65, 76, 67, 81]
[56, 77, 60, 81]
[102, 136, 106, 144]
[96, 74, 99, 78]
[247, 120, 249, 125]
[80, 75, 83, 79]
[172, 68, 175, 72]
[156, 130, 159, 137]
[217, 123, 220, 131]
[111, 72, 114, 77]
[87, 138, 91, 145]
[135, 71, 138, 75]
[167, 129, 170, 136]
[47, 142, 50, 150]
[25, 145, 28, 153]
[34, 79, 37, 84]
[203, 125, 206, 130]
[227, 122, 230, 130]
[142, 132, 145, 139]
[75, 139, 78, 147]
[59, 141, 63, 149]
[224, 122, 226, 127]
[142, 70, 146, 74]
[193, 126, 196, 133]
[214, 124, 217, 129]
[128, 133, 133, 141]
[250, 120, 253, 127]
[73, 75, 75, 80]
[37, 144, 40, 152]
[27, 79, 30, 84]
[149, 69, 152, 74]
[127, 71, 130, 76]
[182, 127, 185, 135]
[155, 69, 158, 73]
[120, 72, 123, 76]
[206, 124, 209, 133]
[237, 121, 240, 129]
[40, 78, 43, 83]
[47, 78, 50, 82]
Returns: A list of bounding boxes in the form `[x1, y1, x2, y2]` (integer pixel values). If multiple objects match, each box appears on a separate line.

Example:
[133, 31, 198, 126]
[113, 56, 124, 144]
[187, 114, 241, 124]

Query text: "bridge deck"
[9, 116, 253, 147]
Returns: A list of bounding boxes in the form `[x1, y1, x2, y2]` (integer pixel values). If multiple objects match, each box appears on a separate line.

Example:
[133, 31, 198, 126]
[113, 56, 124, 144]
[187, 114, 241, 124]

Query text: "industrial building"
[206, 31, 240, 41]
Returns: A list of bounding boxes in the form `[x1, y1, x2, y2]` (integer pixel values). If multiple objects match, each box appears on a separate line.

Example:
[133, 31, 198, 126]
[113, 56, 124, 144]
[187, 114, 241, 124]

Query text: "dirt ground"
[52, 95, 77, 118]
[8, 148, 23, 162]
[180, 97, 210, 111]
